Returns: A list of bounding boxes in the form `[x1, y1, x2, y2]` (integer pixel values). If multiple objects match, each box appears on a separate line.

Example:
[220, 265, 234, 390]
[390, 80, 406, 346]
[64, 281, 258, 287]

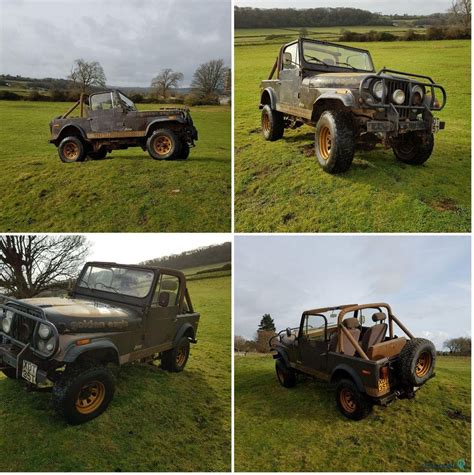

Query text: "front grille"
[384, 80, 410, 118]
[8, 305, 41, 344]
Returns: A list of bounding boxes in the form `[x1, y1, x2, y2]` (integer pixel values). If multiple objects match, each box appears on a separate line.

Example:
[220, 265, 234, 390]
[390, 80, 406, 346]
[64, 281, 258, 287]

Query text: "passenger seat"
[329, 317, 361, 356]
[360, 312, 388, 353]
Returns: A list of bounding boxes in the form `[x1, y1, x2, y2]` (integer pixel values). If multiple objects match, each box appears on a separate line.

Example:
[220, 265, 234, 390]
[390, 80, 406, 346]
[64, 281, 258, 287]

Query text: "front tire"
[161, 337, 190, 372]
[392, 132, 434, 165]
[52, 365, 115, 425]
[335, 378, 373, 420]
[275, 358, 296, 388]
[146, 129, 181, 160]
[315, 111, 355, 174]
[261, 105, 284, 141]
[58, 136, 86, 163]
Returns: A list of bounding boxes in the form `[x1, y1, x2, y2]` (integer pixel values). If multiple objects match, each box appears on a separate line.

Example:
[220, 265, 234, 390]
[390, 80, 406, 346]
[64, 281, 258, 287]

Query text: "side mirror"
[286, 327, 292, 337]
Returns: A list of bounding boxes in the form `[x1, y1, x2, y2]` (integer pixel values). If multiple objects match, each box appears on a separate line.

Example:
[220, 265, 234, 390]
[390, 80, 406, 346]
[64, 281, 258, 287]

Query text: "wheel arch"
[272, 347, 290, 367]
[312, 95, 353, 123]
[57, 124, 88, 144]
[173, 323, 196, 347]
[63, 340, 120, 366]
[145, 118, 185, 137]
[330, 364, 365, 392]
[260, 88, 277, 110]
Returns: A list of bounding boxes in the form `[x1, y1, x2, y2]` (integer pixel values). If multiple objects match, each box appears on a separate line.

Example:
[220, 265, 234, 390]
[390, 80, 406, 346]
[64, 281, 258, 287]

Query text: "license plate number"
[22, 360, 37, 384]
[432, 118, 441, 133]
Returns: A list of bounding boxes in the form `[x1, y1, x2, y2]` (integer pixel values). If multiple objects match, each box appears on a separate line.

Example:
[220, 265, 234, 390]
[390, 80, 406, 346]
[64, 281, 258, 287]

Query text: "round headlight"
[412, 85, 424, 105]
[373, 80, 386, 100]
[38, 323, 51, 339]
[392, 89, 406, 105]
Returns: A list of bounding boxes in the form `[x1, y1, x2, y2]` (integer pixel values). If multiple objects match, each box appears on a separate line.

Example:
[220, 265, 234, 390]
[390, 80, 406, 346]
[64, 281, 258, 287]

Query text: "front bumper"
[0, 343, 49, 384]
[367, 118, 445, 134]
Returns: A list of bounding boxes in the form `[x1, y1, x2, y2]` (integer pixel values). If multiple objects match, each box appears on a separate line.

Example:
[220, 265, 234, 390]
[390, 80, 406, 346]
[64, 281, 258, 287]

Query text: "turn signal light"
[75, 338, 91, 346]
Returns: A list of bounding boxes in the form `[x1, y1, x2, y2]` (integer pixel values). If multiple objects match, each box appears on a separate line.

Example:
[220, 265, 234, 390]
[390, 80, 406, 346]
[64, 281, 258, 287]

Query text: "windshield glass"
[302, 40, 374, 72]
[78, 265, 154, 298]
[119, 92, 137, 110]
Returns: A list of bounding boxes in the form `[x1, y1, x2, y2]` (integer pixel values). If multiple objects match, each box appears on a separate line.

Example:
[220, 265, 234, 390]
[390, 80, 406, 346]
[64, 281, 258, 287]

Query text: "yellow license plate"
[378, 378, 390, 392]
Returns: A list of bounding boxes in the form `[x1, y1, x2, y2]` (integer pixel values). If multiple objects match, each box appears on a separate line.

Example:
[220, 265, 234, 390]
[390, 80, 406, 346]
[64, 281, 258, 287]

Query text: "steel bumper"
[367, 119, 445, 134]
[0, 344, 48, 384]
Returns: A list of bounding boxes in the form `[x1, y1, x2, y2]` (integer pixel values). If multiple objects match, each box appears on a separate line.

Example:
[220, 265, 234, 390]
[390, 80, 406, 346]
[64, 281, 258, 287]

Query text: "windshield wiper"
[95, 283, 121, 294]
[336, 61, 357, 71]
[305, 55, 329, 66]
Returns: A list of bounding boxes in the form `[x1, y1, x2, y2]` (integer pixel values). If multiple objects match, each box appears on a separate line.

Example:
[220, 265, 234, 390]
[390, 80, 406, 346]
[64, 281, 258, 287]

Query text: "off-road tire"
[261, 105, 284, 141]
[397, 338, 436, 386]
[88, 148, 107, 160]
[1, 367, 18, 379]
[275, 358, 296, 388]
[335, 378, 373, 420]
[58, 136, 86, 163]
[161, 337, 190, 372]
[176, 142, 190, 160]
[315, 110, 355, 174]
[392, 132, 434, 165]
[146, 129, 181, 160]
[52, 365, 115, 425]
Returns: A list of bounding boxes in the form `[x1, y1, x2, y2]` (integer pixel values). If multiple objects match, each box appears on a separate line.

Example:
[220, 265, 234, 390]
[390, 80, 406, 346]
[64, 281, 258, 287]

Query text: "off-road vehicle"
[260, 38, 446, 173]
[0, 261, 199, 424]
[270, 303, 436, 420]
[49, 90, 198, 163]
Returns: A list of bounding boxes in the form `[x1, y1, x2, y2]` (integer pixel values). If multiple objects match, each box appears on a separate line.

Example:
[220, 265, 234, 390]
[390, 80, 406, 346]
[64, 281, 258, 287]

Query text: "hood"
[20, 297, 142, 334]
[305, 72, 377, 89]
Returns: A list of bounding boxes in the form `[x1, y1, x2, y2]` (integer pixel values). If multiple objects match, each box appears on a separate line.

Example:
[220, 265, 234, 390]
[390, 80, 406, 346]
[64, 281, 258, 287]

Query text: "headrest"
[161, 278, 178, 291]
[372, 312, 387, 322]
[343, 317, 360, 329]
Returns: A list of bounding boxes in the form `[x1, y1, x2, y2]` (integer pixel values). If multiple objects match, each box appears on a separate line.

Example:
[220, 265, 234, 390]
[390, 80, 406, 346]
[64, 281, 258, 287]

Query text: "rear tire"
[161, 337, 190, 372]
[146, 129, 181, 160]
[392, 132, 434, 165]
[275, 358, 296, 388]
[335, 378, 373, 420]
[315, 110, 355, 174]
[52, 365, 115, 425]
[397, 338, 436, 386]
[261, 105, 284, 141]
[176, 142, 190, 160]
[1, 367, 18, 379]
[88, 148, 107, 160]
[58, 136, 86, 163]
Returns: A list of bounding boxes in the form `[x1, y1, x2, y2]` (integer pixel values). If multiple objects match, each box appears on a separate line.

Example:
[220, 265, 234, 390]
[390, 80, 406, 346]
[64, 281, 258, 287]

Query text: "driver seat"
[329, 317, 361, 356]
[360, 312, 388, 353]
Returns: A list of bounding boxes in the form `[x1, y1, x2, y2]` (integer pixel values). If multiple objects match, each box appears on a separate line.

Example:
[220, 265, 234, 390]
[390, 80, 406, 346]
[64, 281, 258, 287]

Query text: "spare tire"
[398, 338, 436, 386]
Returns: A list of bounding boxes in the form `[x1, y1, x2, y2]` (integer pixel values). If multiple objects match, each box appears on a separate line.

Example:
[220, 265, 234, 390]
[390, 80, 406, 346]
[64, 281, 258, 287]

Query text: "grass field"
[0, 275, 231, 472]
[0, 101, 231, 232]
[235, 354, 471, 472]
[234, 37, 471, 232]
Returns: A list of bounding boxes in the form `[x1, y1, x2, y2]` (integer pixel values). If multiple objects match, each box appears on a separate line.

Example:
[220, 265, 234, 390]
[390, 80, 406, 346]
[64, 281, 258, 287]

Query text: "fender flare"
[145, 117, 186, 137]
[259, 87, 277, 110]
[272, 347, 290, 367]
[314, 91, 356, 109]
[173, 323, 196, 346]
[57, 124, 88, 141]
[63, 339, 120, 364]
[330, 364, 365, 392]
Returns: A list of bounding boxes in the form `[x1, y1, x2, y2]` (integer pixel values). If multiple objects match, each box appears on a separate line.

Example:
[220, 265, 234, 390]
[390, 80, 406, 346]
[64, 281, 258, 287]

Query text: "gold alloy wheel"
[154, 135, 172, 156]
[176, 345, 187, 367]
[340, 388, 357, 413]
[76, 381, 106, 415]
[63, 141, 80, 161]
[319, 125, 332, 160]
[415, 351, 432, 377]
[262, 112, 270, 132]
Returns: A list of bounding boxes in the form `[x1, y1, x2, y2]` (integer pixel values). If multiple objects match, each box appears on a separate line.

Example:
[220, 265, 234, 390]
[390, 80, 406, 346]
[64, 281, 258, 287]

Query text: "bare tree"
[449, 0, 471, 29]
[256, 329, 275, 353]
[191, 59, 227, 97]
[234, 335, 247, 353]
[444, 337, 471, 355]
[69, 59, 107, 94]
[151, 68, 184, 100]
[0, 236, 89, 298]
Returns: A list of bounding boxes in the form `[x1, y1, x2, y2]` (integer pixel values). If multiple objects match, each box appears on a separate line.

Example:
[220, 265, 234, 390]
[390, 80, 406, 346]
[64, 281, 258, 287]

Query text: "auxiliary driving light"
[392, 89, 406, 105]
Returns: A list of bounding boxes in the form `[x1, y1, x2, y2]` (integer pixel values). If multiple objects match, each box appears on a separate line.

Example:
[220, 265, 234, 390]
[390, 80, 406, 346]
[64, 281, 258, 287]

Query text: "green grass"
[0, 276, 231, 472]
[235, 354, 471, 472]
[234, 38, 471, 232]
[0, 101, 231, 232]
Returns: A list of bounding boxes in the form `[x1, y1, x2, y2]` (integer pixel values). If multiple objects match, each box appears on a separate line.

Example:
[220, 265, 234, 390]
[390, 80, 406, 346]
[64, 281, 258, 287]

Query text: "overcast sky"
[235, 235, 471, 350]
[85, 233, 229, 264]
[0, 0, 231, 87]
[235, 0, 451, 16]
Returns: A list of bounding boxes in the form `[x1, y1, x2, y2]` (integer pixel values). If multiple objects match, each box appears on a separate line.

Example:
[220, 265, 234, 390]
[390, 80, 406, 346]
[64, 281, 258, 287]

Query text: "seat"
[329, 317, 361, 356]
[360, 312, 388, 353]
